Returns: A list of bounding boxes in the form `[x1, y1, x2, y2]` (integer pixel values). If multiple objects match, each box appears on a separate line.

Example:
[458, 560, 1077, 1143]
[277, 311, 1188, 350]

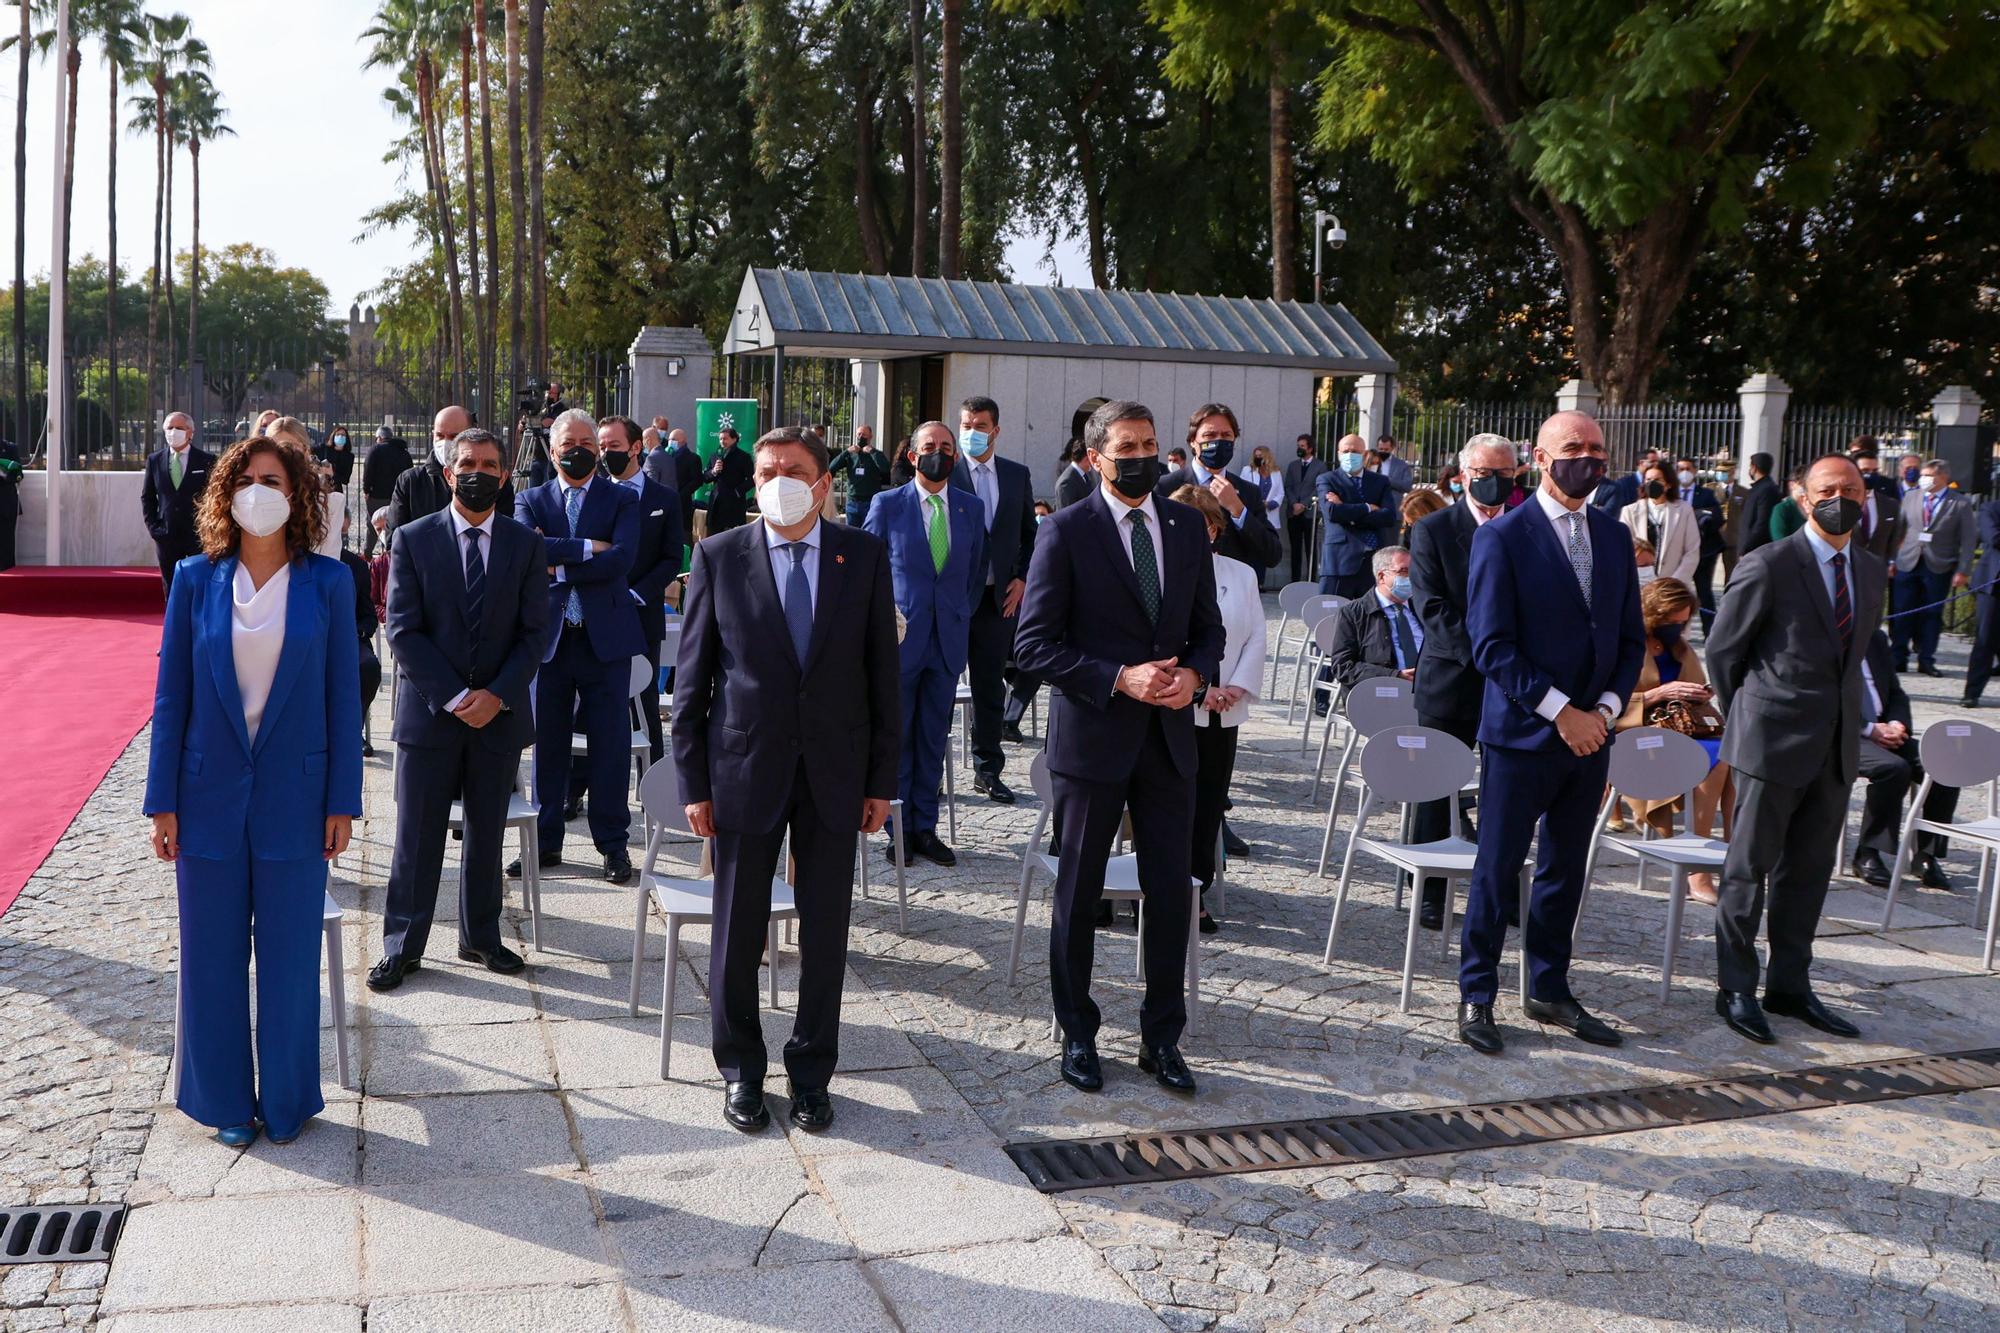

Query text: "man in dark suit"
[516, 408, 646, 883]
[1316, 434, 1398, 598]
[360, 428, 412, 556]
[1160, 448, 1194, 493]
[702, 427, 754, 533]
[140, 411, 214, 595]
[1408, 434, 1518, 927]
[1327, 546, 1420, 688]
[673, 427, 899, 1134]
[949, 395, 1037, 805]
[1853, 629, 1958, 889]
[1674, 457, 1727, 633]
[1962, 494, 2000, 708]
[370, 428, 549, 992]
[1890, 458, 1975, 677]
[866, 422, 987, 865]
[1848, 449, 1904, 564]
[1157, 403, 1282, 572]
[1055, 445, 1095, 510]
[388, 405, 515, 538]
[598, 415, 682, 764]
[1592, 447, 1656, 513]
[1457, 411, 1645, 1056]
[644, 423, 703, 537]
[1736, 453, 1780, 559]
[1282, 434, 1327, 584]
[1014, 399, 1226, 1097]
[0, 434, 21, 571]
[1707, 455, 1885, 1044]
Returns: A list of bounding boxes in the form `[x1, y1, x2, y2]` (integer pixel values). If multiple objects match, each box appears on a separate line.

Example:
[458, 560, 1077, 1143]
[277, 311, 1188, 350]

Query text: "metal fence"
[713, 355, 859, 443]
[1781, 405, 1935, 479]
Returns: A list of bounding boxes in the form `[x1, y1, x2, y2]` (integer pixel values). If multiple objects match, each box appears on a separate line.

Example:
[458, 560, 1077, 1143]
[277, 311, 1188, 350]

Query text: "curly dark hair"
[197, 436, 326, 560]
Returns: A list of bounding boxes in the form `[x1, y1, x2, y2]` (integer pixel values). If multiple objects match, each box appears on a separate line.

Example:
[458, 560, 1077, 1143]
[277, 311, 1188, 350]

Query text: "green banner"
[692, 399, 758, 504]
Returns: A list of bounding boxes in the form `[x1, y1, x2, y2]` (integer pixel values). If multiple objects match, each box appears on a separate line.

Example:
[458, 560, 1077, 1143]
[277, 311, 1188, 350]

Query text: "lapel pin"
[835, 554, 846, 564]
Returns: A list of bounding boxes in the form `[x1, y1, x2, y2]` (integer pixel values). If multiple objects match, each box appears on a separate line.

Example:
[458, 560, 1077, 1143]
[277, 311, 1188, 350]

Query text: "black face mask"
[601, 450, 631, 477]
[915, 450, 956, 483]
[1296, 447, 1312, 460]
[558, 448, 597, 481]
[1105, 454, 1161, 500]
[1468, 473, 1512, 507]
[1643, 479, 1668, 500]
[1813, 496, 1864, 536]
[1198, 440, 1235, 470]
[454, 471, 503, 512]
[1545, 455, 1607, 500]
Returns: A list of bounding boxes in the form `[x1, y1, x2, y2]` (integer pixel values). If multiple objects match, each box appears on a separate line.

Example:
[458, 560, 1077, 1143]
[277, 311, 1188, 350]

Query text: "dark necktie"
[1128, 509, 1161, 623]
[463, 527, 485, 639]
[783, 542, 813, 664]
[562, 484, 585, 626]
[1831, 551, 1852, 656]
[1388, 602, 1417, 671]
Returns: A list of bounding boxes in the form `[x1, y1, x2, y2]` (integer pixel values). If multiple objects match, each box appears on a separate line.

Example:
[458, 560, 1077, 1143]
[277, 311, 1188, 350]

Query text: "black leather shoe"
[563, 796, 585, 821]
[1716, 989, 1777, 1044]
[972, 772, 1017, 805]
[1763, 989, 1861, 1038]
[603, 850, 634, 884]
[1848, 851, 1891, 888]
[362, 740, 375, 758]
[1919, 664, 1943, 678]
[723, 1080, 770, 1132]
[506, 850, 562, 879]
[457, 942, 526, 974]
[1138, 1044, 1197, 1093]
[1198, 910, 1218, 934]
[1060, 1040, 1103, 1092]
[909, 830, 957, 867]
[1001, 722, 1028, 745]
[1962, 696, 1981, 710]
[1523, 996, 1623, 1046]
[788, 1088, 835, 1132]
[1419, 886, 1445, 931]
[366, 955, 421, 992]
[1919, 854, 1954, 891]
[1092, 900, 1114, 929]
[1221, 822, 1250, 857]
[1457, 1002, 1503, 1054]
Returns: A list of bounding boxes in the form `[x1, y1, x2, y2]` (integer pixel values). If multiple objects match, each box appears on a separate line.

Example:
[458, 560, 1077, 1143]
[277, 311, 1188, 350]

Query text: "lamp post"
[43, 0, 72, 565]
[1311, 210, 1345, 305]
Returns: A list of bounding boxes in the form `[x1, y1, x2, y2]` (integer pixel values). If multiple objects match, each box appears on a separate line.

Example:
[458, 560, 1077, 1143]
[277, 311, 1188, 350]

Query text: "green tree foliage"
[174, 243, 346, 414]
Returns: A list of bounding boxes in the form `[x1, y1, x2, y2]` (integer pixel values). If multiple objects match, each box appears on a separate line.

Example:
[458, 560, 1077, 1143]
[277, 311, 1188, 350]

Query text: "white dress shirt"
[1530, 486, 1623, 724]
[1101, 485, 1168, 600]
[231, 562, 291, 745]
[317, 490, 346, 559]
[764, 514, 823, 616]
[1802, 523, 1857, 617]
[1196, 552, 1265, 729]
[1191, 464, 1247, 527]
[1465, 495, 1505, 526]
[443, 504, 498, 711]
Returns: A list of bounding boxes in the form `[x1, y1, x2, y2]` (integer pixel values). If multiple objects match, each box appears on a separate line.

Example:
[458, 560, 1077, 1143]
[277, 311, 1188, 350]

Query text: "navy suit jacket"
[517, 474, 645, 664]
[140, 447, 215, 549]
[1013, 489, 1226, 783]
[671, 518, 901, 834]
[384, 509, 549, 751]
[865, 481, 987, 678]
[620, 476, 685, 648]
[1467, 496, 1646, 753]
[949, 452, 1036, 592]
[1316, 467, 1398, 578]
[1408, 500, 1485, 724]
[145, 553, 364, 861]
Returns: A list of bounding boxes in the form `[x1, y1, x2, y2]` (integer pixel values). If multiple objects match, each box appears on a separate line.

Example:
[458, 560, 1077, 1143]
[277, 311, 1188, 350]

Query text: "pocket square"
[650, 509, 665, 516]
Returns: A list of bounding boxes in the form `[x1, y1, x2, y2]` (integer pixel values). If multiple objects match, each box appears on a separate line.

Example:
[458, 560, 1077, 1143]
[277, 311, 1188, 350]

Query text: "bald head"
[1536, 411, 1603, 454]
[434, 405, 472, 440]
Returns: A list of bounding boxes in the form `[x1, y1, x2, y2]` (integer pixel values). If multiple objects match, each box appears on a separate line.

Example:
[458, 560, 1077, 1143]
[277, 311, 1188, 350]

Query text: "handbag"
[1647, 698, 1723, 740]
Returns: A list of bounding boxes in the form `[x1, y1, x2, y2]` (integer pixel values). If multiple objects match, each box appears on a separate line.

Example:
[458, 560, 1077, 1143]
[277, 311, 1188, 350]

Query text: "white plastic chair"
[446, 753, 542, 950]
[1313, 676, 1419, 874]
[1881, 720, 2000, 968]
[856, 798, 910, 932]
[1266, 581, 1320, 699]
[1324, 726, 1526, 1012]
[1576, 728, 1726, 1002]
[1004, 752, 1200, 1035]
[627, 759, 796, 1078]
[1284, 596, 1347, 724]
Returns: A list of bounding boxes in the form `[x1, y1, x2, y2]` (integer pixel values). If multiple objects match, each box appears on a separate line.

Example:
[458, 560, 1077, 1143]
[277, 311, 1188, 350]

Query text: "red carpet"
[0, 569, 165, 917]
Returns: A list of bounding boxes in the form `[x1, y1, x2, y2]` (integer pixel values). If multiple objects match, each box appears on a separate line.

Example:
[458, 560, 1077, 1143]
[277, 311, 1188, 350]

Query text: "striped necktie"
[463, 527, 485, 639]
[1831, 551, 1852, 656]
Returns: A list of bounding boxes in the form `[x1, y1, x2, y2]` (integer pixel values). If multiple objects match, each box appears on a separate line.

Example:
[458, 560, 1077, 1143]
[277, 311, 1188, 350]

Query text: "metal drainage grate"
[1005, 1048, 2000, 1193]
[0, 1204, 128, 1266]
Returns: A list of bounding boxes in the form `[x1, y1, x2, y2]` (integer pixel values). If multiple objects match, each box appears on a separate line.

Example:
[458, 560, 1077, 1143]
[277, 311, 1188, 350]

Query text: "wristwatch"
[1595, 702, 1617, 727]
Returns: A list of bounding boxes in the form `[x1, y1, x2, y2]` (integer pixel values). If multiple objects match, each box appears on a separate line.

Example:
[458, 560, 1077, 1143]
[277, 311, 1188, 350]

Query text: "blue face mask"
[1390, 575, 1413, 602]
[1198, 440, 1236, 470]
[960, 429, 991, 458]
[1339, 452, 1365, 475]
[1449, 480, 1463, 494]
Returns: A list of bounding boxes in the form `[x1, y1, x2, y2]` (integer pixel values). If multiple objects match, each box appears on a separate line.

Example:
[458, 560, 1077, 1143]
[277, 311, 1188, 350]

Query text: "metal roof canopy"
[723, 267, 1396, 375]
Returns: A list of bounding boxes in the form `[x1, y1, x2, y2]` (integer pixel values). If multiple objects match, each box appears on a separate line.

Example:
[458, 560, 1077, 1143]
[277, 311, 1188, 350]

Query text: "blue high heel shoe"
[216, 1123, 260, 1148]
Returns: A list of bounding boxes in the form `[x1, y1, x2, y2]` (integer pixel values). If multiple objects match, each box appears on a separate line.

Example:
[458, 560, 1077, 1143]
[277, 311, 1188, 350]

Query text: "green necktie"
[927, 492, 949, 573]
[170, 450, 184, 487]
[1129, 508, 1161, 623]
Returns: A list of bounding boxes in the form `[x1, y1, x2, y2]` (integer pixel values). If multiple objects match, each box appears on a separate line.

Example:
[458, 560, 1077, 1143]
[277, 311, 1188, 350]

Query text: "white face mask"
[231, 483, 292, 538]
[1636, 565, 1657, 585]
[1676, 469, 1695, 486]
[1918, 474, 1938, 493]
[433, 437, 456, 468]
[757, 474, 820, 527]
[164, 427, 189, 449]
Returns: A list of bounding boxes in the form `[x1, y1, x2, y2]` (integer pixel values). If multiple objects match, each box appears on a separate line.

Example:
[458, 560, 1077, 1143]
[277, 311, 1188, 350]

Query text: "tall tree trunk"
[59, 39, 78, 302]
[107, 55, 120, 446]
[504, 0, 525, 410]
[527, 0, 546, 377]
[11, 0, 26, 440]
[420, 60, 467, 403]
[475, 0, 500, 421]
[938, 0, 961, 279]
[458, 24, 486, 420]
[907, 0, 926, 277]
[163, 130, 176, 394]
[853, 71, 888, 274]
[1267, 46, 1296, 302]
[185, 139, 200, 361]
[144, 82, 164, 430]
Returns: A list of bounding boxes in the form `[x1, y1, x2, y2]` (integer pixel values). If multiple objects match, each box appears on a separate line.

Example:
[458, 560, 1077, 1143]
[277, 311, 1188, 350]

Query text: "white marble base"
[14, 469, 158, 567]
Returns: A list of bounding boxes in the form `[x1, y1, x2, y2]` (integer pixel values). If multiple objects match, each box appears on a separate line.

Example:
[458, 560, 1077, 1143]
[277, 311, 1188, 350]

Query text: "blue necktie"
[463, 527, 485, 640]
[784, 542, 813, 664]
[562, 484, 585, 626]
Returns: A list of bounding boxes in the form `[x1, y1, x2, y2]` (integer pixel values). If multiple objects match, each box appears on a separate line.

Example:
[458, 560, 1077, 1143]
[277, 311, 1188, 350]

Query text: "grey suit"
[1374, 454, 1415, 496]
[1892, 488, 1975, 575]
[1706, 528, 1886, 994]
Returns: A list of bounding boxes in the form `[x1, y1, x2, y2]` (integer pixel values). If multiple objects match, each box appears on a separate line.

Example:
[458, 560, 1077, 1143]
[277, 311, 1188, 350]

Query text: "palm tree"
[503, 0, 523, 401]
[91, 0, 141, 439]
[454, 5, 485, 418]
[9, 0, 31, 430]
[474, 0, 499, 420]
[908, 0, 927, 277]
[128, 11, 205, 426]
[174, 71, 230, 360]
[526, 0, 543, 376]
[938, 0, 961, 279]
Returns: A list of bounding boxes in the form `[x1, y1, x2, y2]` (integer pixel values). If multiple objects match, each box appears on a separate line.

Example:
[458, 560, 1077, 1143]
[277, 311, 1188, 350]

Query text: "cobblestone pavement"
[3, 608, 1997, 1330]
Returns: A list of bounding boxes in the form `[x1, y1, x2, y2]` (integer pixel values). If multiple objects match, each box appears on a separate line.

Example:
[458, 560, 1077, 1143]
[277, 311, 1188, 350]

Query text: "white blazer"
[1617, 497, 1698, 586]
[1197, 552, 1266, 728]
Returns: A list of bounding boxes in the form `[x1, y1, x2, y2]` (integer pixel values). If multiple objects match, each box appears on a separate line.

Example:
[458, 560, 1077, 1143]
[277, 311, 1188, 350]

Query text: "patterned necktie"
[562, 483, 585, 626]
[783, 542, 813, 664]
[169, 450, 184, 487]
[463, 527, 485, 639]
[1128, 509, 1160, 624]
[1831, 551, 1852, 656]
[1565, 510, 1593, 608]
[1388, 602, 1417, 671]
[926, 492, 949, 573]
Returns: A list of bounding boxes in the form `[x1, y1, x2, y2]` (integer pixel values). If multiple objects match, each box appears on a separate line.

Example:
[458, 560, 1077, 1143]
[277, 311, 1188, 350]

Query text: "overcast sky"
[6, 0, 1089, 321]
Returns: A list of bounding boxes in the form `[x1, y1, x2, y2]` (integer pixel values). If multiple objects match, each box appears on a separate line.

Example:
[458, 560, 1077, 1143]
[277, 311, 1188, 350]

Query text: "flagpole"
[43, 0, 71, 566]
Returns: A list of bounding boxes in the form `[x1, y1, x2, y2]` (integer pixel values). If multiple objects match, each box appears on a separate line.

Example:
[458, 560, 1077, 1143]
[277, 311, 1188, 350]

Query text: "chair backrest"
[1358, 726, 1475, 804]
[1345, 675, 1419, 735]
[1028, 749, 1053, 803]
[1919, 719, 2000, 788]
[1300, 596, 1345, 631]
[628, 654, 653, 698]
[1606, 727, 1712, 803]
[1311, 610, 1348, 654]
[1277, 581, 1319, 617]
[636, 756, 692, 833]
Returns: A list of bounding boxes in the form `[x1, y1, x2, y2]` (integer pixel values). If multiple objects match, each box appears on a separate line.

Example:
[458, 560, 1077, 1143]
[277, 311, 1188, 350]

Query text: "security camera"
[1327, 225, 1347, 250]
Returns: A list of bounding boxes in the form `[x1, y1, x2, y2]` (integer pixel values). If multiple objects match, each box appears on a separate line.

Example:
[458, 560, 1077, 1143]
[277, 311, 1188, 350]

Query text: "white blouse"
[232, 562, 291, 744]
[317, 491, 346, 559]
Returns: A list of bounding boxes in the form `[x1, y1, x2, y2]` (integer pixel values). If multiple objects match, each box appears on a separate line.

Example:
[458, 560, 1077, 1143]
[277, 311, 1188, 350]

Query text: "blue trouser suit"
[898, 652, 958, 835]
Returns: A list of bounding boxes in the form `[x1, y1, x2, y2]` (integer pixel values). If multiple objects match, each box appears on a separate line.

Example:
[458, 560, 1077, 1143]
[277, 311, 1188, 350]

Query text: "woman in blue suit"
[145, 434, 364, 1147]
